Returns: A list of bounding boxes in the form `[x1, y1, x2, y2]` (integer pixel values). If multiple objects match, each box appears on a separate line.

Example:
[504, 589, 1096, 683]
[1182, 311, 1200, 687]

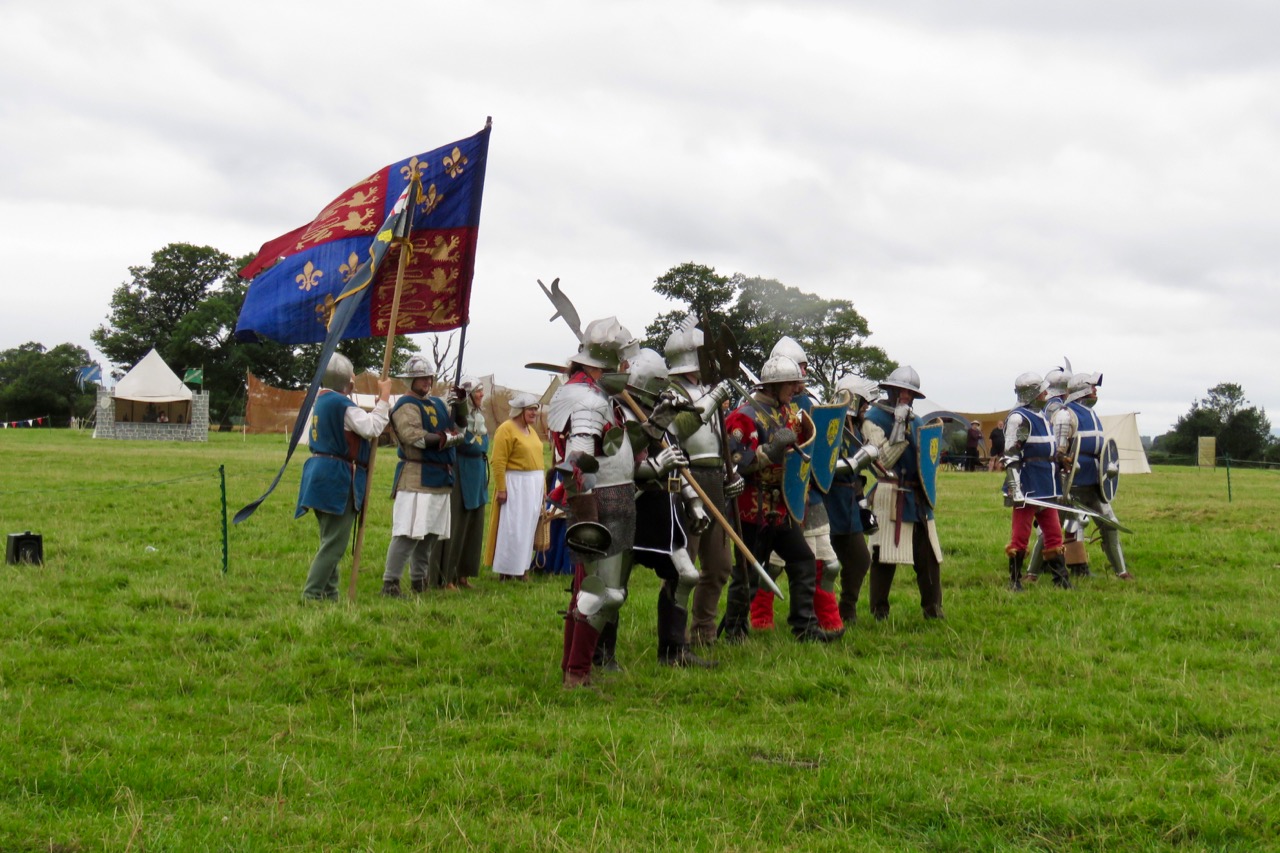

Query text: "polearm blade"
[538, 277, 583, 341]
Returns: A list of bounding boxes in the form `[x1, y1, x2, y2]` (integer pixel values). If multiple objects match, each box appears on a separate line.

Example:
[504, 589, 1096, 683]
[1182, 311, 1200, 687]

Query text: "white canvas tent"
[94, 348, 209, 441]
[112, 348, 193, 423]
[1100, 412, 1151, 474]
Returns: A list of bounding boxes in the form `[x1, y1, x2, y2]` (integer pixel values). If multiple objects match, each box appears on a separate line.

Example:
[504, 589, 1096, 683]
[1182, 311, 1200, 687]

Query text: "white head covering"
[508, 392, 540, 418]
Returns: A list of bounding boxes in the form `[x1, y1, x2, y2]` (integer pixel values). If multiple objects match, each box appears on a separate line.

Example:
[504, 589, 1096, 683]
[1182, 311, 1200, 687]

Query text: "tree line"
[4, 245, 1274, 465]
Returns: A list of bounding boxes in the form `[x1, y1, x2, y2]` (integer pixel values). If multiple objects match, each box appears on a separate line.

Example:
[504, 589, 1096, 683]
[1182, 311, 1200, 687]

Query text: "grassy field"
[1, 430, 1278, 851]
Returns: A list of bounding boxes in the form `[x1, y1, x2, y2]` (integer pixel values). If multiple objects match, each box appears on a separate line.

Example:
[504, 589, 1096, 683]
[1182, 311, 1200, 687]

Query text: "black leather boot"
[593, 619, 622, 672]
[1046, 552, 1073, 589]
[1008, 551, 1024, 592]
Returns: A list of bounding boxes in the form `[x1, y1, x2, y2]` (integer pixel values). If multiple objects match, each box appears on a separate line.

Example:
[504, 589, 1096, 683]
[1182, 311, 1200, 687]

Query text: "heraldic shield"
[807, 402, 849, 494]
[1101, 437, 1121, 502]
[782, 412, 817, 524]
[915, 418, 945, 509]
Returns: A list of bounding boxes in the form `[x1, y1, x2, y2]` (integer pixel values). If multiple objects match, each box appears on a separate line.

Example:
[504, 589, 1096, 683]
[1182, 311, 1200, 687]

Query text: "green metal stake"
[219, 464, 229, 573]
[1224, 454, 1232, 503]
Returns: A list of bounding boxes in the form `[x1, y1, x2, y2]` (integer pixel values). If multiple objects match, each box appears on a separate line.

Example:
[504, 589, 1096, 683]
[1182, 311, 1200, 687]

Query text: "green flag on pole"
[184, 368, 204, 385]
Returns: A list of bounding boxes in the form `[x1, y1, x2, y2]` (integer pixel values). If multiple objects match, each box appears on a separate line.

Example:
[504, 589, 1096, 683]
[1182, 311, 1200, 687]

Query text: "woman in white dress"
[484, 393, 546, 580]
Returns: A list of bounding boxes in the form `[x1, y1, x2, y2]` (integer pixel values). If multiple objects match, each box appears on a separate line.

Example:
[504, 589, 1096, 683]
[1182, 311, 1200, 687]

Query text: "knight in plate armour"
[548, 318, 653, 688]
[1060, 371, 1131, 580]
[663, 318, 744, 649]
[1001, 372, 1071, 590]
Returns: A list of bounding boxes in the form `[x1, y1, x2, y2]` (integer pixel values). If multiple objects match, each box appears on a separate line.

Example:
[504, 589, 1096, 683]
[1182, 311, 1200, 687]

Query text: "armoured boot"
[813, 564, 844, 631]
[1044, 550, 1073, 589]
[1023, 534, 1043, 582]
[658, 585, 717, 668]
[593, 619, 622, 672]
[1007, 550, 1024, 592]
[381, 579, 402, 598]
[1102, 529, 1133, 580]
[749, 589, 776, 630]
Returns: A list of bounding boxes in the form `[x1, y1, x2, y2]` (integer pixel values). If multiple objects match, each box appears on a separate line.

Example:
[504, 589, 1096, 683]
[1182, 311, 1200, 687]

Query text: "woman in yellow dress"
[483, 392, 546, 580]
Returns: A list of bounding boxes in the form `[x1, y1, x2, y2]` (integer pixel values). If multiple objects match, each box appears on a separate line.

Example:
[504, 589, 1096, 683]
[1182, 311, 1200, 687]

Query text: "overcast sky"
[3, 0, 1276, 436]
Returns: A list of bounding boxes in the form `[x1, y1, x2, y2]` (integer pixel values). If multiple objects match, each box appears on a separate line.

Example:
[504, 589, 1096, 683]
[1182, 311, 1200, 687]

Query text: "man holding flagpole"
[233, 121, 492, 604]
[296, 353, 392, 601]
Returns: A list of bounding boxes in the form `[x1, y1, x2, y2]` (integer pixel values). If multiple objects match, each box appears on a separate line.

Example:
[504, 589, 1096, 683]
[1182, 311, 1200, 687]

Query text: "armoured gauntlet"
[693, 380, 734, 423]
[760, 428, 797, 464]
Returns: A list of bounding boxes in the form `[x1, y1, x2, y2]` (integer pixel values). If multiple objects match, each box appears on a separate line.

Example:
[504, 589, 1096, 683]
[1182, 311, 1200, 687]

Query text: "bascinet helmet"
[321, 353, 355, 392]
[569, 317, 632, 371]
[664, 315, 704, 376]
[627, 348, 670, 399]
[879, 365, 925, 400]
[1015, 372, 1049, 405]
[759, 354, 803, 385]
[1045, 366, 1070, 399]
[836, 374, 882, 408]
[399, 354, 437, 380]
[770, 336, 808, 371]
[1066, 371, 1103, 403]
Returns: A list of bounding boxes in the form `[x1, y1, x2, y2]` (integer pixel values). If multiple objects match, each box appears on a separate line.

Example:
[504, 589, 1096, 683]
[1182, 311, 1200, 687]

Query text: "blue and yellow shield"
[807, 402, 849, 494]
[915, 418, 945, 509]
[782, 413, 817, 524]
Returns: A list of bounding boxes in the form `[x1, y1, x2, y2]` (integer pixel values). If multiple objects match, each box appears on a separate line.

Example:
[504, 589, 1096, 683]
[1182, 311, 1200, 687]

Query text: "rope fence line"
[1149, 453, 1280, 470]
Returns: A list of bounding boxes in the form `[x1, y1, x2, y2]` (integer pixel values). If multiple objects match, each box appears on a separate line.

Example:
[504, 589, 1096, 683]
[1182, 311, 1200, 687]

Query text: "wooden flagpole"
[347, 185, 417, 602]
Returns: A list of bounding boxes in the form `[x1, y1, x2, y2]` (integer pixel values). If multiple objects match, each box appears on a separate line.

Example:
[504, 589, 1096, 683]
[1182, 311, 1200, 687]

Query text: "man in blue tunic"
[862, 366, 944, 620]
[382, 355, 464, 596]
[1003, 372, 1070, 590]
[442, 377, 490, 589]
[1061, 371, 1131, 580]
[297, 353, 392, 601]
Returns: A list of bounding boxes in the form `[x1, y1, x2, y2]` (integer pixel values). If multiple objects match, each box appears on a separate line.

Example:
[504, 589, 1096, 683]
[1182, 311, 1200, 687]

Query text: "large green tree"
[0, 342, 96, 425]
[642, 263, 896, 392]
[1154, 382, 1273, 461]
[728, 276, 895, 392]
[93, 243, 417, 422]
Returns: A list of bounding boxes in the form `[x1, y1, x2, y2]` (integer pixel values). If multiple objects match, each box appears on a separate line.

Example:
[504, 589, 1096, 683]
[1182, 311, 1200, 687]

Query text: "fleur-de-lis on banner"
[338, 252, 360, 283]
[400, 156, 428, 183]
[315, 294, 336, 327]
[296, 261, 323, 292]
[419, 183, 442, 216]
[443, 147, 467, 178]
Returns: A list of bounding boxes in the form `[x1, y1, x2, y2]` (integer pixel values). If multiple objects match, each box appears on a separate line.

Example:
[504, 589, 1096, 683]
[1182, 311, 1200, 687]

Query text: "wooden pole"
[347, 232, 414, 603]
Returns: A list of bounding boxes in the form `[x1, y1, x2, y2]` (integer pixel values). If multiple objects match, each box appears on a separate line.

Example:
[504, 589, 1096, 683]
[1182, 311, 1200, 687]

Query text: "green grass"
[1, 430, 1278, 851]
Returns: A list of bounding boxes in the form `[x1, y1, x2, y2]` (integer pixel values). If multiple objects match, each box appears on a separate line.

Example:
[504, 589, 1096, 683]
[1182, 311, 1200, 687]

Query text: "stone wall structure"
[93, 388, 209, 442]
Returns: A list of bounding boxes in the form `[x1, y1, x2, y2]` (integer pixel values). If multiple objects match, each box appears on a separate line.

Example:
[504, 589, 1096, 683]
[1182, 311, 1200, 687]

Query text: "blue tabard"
[864, 405, 933, 522]
[296, 391, 370, 518]
[823, 423, 866, 535]
[455, 424, 491, 511]
[1067, 402, 1104, 487]
[392, 395, 456, 490]
[1007, 405, 1058, 500]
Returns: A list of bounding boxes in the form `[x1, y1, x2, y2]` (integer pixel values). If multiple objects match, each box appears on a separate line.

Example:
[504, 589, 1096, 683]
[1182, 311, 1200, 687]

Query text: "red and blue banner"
[235, 123, 491, 344]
